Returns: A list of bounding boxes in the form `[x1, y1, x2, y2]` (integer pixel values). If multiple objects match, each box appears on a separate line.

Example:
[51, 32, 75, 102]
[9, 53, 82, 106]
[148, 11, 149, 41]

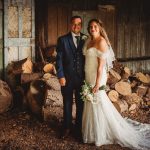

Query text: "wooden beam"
[117, 56, 150, 62]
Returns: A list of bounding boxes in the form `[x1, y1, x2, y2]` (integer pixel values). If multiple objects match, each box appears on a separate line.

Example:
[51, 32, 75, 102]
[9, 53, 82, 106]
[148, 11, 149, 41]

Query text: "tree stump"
[136, 85, 148, 97]
[26, 79, 49, 120]
[146, 87, 150, 99]
[108, 90, 119, 102]
[115, 81, 132, 96]
[21, 73, 43, 84]
[0, 80, 13, 113]
[121, 67, 131, 79]
[136, 72, 150, 84]
[107, 69, 121, 85]
[116, 99, 128, 113]
[129, 104, 137, 111]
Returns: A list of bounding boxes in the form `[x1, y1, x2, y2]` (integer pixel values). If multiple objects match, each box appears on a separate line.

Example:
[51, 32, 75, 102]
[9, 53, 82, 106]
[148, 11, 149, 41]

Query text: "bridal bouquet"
[81, 81, 106, 104]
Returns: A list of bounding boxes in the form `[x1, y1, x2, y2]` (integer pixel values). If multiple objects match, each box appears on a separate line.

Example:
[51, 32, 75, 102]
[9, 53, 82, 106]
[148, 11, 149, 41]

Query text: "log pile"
[107, 62, 150, 114]
[5, 57, 59, 121]
[4, 57, 150, 120]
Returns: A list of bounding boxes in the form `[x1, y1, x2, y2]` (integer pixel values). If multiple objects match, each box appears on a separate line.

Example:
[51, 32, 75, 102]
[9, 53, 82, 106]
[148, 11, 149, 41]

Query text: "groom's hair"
[70, 16, 82, 23]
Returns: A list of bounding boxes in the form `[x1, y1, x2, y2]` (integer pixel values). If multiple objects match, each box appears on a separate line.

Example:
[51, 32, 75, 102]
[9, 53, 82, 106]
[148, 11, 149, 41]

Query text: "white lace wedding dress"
[82, 47, 150, 149]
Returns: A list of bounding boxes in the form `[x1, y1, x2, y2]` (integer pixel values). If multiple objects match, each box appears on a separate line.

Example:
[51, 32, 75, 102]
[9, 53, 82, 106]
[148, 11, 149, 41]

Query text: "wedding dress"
[82, 46, 150, 149]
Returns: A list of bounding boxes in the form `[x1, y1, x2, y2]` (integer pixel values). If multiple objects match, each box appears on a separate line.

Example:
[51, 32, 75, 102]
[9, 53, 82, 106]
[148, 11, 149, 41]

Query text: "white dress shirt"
[71, 32, 81, 48]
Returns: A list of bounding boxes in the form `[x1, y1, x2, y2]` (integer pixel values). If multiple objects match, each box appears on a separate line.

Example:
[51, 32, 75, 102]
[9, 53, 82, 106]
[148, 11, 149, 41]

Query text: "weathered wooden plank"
[0, 0, 2, 9]
[47, 4, 57, 46]
[57, 5, 68, 38]
[121, 60, 150, 74]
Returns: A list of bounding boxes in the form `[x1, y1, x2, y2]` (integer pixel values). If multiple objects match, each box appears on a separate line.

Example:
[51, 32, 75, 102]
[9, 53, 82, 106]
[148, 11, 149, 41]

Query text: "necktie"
[75, 36, 80, 47]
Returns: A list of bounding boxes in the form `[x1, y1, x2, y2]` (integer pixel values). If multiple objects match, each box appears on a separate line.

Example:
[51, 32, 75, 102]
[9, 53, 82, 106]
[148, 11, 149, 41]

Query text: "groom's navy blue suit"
[56, 32, 85, 130]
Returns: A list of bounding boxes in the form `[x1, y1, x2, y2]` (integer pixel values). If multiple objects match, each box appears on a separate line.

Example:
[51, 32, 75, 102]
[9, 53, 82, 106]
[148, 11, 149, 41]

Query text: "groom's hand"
[59, 78, 66, 86]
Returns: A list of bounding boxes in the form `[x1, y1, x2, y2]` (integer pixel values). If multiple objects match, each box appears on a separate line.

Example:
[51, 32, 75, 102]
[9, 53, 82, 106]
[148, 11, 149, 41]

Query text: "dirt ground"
[0, 105, 149, 150]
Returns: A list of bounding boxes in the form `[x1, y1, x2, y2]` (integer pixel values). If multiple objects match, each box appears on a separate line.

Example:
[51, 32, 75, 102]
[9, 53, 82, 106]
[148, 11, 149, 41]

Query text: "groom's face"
[71, 18, 82, 35]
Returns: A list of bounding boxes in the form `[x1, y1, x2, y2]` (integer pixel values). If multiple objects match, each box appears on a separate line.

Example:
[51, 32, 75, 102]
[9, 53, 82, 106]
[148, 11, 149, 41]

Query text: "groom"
[56, 16, 86, 139]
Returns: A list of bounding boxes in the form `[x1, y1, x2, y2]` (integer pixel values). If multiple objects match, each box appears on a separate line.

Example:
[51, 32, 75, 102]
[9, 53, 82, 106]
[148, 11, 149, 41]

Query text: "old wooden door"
[4, 0, 35, 70]
[73, 5, 116, 51]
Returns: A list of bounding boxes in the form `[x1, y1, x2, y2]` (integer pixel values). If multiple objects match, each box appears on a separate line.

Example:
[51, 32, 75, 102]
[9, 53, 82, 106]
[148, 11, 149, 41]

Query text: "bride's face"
[89, 21, 100, 37]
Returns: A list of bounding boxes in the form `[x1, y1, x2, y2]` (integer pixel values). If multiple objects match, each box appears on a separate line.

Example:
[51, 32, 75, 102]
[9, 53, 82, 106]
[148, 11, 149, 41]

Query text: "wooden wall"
[0, 0, 3, 78]
[35, 0, 150, 73]
[116, 0, 150, 73]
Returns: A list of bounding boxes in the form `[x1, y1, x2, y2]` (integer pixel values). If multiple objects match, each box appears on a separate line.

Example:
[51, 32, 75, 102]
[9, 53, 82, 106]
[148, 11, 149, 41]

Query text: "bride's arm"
[92, 58, 105, 93]
[92, 39, 108, 93]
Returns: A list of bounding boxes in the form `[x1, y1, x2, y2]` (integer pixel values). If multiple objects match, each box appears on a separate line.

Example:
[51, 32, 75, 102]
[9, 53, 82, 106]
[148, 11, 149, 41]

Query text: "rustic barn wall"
[35, 1, 71, 49]
[35, 0, 150, 73]
[0, 0, 3, 78]
[73, 7, 116, 53]
[116, 0, 150, 72]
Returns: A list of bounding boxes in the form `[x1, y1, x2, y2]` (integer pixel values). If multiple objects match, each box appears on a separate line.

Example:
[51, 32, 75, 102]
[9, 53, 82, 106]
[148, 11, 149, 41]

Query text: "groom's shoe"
[60, 128, 71, 139]
[74, 126, 83, 142]
[75, 130, 83, 143]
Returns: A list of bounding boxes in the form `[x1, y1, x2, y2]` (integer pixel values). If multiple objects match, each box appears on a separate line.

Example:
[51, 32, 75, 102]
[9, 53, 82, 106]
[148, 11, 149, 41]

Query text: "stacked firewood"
[107, 61, 150, 114]
[5, 57, 56, 119]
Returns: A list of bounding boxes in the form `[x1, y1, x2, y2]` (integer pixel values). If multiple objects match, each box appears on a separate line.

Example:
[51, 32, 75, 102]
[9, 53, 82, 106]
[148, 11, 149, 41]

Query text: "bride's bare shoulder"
[97, 38, 108, 53]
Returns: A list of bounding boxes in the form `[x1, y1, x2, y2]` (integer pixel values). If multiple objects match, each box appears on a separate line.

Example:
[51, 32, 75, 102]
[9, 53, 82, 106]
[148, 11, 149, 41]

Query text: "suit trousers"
[61, 75, 84, 130]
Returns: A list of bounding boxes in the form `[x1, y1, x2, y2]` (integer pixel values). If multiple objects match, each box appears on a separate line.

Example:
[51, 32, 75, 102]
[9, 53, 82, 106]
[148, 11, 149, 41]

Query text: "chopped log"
[26, 79, 50, 120]
[46, 89, 63, 106]
[21, 73, 43, 84]
[112, 60, 123, 74]
[130, 80, 138, 88]
[33, 62, 45, 72]
[146, 87, 150, 99]
[43, 73, 52, 80]
[123, 93, 142, 106]
[22, 58, 33, 73]
[121, 67, 131, 79]
[8, 58, 27, 74]
[116, 99, 128, 113]
[136, 85, 148, 97]
[146, 74, 150, 83]
[136, 72, 150, 84]
[45, 76, 61, 91]
[108, 90, 119, 102]
[107, 69, 121, 85]
[43, 63, 54, 73]
[129, 104, 137, 111]
[43, 76, 63, 106]
[115, 81, 132, 96]
[6, 58, 33, 88]
[0, 80, 13, 113]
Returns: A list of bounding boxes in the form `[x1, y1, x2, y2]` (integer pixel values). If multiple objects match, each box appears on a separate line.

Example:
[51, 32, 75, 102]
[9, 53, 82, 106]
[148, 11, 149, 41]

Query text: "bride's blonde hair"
[87, 19, 111, 46]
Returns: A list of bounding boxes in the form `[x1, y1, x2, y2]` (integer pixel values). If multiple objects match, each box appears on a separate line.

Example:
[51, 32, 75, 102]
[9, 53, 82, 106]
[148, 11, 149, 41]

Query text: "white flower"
[82, 89, 88, 96]
[81, 80, 106, 104]
[81, 35, 88, 40]
[86, 94, 94, 102]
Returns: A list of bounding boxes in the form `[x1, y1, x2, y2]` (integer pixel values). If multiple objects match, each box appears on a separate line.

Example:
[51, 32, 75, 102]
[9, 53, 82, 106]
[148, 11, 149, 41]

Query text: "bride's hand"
[92, 85, 100, 93]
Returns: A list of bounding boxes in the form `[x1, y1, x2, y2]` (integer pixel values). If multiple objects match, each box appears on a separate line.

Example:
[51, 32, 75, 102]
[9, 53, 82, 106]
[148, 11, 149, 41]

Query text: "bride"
[82, 18, 150, 149]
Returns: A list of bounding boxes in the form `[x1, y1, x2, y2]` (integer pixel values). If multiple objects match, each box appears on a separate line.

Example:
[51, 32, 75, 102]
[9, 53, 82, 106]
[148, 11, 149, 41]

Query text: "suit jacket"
[56, 32, 85, 81]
